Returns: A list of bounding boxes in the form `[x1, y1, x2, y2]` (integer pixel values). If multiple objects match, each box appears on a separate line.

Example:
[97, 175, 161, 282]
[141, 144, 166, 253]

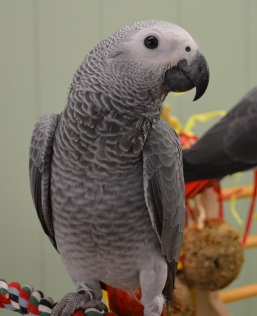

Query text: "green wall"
[0, 1, 257, 315]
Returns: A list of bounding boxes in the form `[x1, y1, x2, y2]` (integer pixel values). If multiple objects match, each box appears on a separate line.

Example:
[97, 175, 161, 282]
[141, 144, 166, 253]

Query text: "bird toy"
[0, 279, 117, 316]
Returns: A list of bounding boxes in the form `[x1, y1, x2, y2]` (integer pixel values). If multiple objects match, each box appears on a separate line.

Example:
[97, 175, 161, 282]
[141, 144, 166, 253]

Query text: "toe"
[51, 292, 91, 316]
[50, 292, 109, 316]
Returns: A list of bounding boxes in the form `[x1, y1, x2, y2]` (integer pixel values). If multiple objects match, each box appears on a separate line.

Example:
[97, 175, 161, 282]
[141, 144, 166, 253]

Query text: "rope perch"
[0, 279, 117, 316]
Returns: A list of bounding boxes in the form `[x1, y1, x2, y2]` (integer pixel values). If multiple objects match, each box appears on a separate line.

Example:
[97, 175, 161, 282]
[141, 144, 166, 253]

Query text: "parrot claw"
[51, 292, 107, 316]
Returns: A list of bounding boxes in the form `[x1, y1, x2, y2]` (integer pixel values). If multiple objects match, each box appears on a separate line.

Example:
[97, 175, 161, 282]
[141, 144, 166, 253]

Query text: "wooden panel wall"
[1, 1, 257, 315]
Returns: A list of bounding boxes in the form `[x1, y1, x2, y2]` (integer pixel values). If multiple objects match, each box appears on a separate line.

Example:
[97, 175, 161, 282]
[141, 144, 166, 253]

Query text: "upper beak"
[162, 51, 209, 101]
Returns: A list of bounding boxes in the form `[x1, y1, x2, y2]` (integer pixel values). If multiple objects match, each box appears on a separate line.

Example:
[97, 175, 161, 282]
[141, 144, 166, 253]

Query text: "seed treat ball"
[183, 218, 244, 290]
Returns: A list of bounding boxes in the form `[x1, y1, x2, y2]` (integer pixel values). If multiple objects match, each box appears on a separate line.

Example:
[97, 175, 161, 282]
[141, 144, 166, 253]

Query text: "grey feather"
[143, 118, 185, 298]
[29, 112, 59, 249]
[183, 86, 257, 181]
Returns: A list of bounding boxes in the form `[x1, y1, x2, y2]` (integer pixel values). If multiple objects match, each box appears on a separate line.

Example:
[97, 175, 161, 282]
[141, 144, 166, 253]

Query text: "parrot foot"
[51, 292, 107, 316]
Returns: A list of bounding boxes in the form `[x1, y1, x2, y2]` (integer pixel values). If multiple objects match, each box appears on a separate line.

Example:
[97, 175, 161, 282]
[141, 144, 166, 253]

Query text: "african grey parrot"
[29, 20, 209, 316]
[183, 86, 257, 182]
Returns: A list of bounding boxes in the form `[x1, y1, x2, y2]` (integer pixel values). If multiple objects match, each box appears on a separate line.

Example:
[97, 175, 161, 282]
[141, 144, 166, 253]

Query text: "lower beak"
[162, 51, 209, 101]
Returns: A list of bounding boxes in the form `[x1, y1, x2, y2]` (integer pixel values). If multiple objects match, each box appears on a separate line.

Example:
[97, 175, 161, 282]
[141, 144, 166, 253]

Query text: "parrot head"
[73, 20, 209, 115]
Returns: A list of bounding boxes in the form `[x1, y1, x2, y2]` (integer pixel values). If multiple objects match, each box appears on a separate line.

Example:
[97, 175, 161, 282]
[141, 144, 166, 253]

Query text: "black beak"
[162, 51, 209, 101]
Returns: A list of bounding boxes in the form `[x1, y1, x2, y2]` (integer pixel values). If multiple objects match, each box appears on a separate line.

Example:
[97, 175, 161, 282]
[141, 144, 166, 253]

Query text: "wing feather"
[143, 118, 185, 299]
[183, 86, 257, 181]
[29, 112, 59, 249]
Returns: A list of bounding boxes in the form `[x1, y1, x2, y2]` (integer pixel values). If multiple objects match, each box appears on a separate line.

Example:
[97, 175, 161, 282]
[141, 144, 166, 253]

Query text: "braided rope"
[0, 280, 117, 316]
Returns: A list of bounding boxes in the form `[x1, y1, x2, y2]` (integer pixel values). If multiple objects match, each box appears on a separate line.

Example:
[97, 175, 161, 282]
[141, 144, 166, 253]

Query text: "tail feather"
[163, 261, 176, 303]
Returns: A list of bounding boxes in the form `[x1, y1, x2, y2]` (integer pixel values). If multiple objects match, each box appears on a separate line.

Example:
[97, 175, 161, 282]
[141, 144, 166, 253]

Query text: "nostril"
[198, 65, 203, 73]
[185, 46, 191, 52]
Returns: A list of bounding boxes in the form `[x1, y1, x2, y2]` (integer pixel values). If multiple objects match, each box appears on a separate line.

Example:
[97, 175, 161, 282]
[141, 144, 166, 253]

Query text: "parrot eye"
[144, 36, 159, 49]
[185, 46, 191, 52]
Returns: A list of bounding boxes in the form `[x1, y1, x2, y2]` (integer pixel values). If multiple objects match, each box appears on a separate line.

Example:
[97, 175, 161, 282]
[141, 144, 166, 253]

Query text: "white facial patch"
[124, 25, 199, 67]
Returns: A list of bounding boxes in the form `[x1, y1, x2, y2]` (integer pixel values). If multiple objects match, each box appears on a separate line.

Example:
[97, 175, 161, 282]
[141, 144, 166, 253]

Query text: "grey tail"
[163, 261, 177, 303]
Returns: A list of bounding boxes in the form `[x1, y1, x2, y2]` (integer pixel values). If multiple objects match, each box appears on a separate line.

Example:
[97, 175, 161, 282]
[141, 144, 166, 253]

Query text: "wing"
[29, 112, 59, 250]
[143, 118, 185, 298]
[183, 86, 257, 181]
